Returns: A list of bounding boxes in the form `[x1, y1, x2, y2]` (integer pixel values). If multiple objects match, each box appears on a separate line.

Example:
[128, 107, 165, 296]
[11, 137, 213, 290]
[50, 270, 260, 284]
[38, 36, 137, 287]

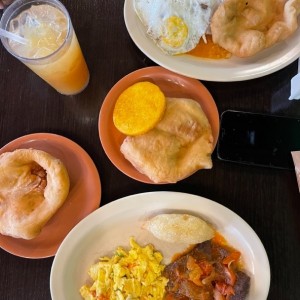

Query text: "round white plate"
[50, 191, 270, 300]
[124, 0, 300, 82]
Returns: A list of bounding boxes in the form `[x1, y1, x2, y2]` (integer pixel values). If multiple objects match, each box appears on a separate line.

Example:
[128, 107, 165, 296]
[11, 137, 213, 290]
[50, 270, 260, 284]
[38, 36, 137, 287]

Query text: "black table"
[0, 1, 300, 299]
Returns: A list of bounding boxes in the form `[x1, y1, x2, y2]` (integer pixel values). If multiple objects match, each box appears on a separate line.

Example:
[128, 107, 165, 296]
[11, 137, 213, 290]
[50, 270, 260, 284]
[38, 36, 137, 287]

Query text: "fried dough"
[0, 149, 70, 239]
[211, 0, 300, 57]
[120, 97, 213, 183]
[145, 213, 215, 244]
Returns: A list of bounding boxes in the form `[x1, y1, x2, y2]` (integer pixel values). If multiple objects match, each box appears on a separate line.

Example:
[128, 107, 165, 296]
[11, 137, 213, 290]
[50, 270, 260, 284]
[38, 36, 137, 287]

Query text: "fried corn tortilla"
[113, 81, 166, 136]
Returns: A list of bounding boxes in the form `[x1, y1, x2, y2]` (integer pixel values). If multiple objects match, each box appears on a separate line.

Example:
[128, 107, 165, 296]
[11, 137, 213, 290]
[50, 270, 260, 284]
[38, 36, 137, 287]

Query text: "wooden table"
[1, 1, 300, 299]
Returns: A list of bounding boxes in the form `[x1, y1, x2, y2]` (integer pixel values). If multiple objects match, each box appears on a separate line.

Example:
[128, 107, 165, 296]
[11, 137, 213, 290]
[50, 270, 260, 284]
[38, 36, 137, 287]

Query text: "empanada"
[120, 98, 213, 183]
[145, 213, 215, 244]
[0, 148, 70, 239]
[211, 0, 300, 57]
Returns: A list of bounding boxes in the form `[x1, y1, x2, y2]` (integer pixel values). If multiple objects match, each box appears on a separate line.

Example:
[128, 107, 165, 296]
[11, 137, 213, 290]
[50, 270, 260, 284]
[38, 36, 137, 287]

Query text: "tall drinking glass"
[0, 0, 90, 95]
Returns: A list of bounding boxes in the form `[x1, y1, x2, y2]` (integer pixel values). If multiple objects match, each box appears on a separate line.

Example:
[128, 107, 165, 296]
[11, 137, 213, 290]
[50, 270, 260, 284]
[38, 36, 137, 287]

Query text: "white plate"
[50, 191, 270, 300]
[124, 0, 300, 82]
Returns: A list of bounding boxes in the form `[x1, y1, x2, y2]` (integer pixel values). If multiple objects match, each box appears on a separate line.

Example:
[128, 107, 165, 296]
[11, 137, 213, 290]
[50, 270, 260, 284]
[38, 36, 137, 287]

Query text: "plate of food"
[124, 0, 300, 82]
[99, 66, 219, 184]
[0, 133, 101, 258]
[50, 191, 270, 300]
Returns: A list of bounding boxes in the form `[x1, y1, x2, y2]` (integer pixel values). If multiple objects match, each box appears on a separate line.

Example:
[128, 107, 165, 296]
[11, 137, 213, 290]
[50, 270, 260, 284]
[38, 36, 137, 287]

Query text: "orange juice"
[0, 0, 89, 95]
[23, 31, 90, 95]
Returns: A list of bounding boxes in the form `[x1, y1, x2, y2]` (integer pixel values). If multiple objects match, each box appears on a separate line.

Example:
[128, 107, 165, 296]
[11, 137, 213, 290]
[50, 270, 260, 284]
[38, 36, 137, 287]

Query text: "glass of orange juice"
[0, 0, 89, 95]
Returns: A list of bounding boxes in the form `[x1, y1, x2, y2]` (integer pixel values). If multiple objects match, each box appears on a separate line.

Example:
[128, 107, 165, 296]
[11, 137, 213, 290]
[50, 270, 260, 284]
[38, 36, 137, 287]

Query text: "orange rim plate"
[98, 66, 219, 184]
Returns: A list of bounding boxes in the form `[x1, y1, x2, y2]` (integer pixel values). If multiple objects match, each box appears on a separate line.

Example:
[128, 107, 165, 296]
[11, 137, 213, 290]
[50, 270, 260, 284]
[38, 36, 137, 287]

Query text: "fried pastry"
[211, 0, 300, 57]
[0, 148, 70, 239]
[120, 97, 213, 183]
[145, 213, 215, 244]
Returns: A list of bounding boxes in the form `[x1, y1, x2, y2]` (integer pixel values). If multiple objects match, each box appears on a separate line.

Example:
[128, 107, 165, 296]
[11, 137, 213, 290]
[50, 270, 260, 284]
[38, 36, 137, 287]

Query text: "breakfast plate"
[98, 66, 219, 184]
[124, 0, 300, 82]
[50, 191, 270, 300]
[0, 133, 101, 258]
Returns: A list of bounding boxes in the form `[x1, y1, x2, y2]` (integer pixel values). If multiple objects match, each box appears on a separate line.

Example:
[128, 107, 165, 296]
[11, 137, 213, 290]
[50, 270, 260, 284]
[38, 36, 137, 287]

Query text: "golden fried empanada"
[145, 213, 215, 244]
[211, 0, 300, 57]
[120, 98, 213, 183]
[0, 148, 70, 239]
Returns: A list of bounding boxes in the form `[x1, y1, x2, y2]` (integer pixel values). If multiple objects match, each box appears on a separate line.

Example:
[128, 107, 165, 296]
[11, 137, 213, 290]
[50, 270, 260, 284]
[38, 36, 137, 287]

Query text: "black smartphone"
[217, 110, 300, 170]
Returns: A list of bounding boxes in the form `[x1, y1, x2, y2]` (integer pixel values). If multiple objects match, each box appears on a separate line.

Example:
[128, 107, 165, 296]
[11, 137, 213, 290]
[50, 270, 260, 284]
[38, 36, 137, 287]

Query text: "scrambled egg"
[80, 238, 168, 300]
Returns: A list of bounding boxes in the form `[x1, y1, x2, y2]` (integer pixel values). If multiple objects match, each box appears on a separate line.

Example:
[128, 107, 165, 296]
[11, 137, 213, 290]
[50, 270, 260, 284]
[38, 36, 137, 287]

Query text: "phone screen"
[217, 110, 300, 169]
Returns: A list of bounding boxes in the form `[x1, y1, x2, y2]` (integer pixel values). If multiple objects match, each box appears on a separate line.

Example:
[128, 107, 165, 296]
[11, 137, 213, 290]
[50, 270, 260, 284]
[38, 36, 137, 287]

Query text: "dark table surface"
[1, 1, 300, 299]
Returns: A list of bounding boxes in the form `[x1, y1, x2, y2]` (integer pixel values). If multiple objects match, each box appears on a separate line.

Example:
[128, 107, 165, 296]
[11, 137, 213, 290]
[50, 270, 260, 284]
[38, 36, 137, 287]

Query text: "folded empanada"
[145, 213, 215, 244]
[120, 98, 213, 183]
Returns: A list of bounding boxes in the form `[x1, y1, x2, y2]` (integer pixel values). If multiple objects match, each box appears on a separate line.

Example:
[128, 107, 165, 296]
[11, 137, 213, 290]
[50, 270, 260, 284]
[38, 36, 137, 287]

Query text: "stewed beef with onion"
[163, 236, 250, 300]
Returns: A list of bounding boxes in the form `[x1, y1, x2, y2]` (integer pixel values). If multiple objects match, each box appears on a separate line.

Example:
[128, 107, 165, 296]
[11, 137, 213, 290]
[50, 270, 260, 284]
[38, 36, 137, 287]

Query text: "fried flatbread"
[0, 149, 70, 239]
[211, 0, 300, 57]
[120, 97, 213, 183]
[145, 213, 215, 244]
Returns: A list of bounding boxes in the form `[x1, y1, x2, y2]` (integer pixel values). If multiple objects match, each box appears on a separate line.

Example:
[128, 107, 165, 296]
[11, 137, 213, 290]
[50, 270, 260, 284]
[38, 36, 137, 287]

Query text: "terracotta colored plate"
[0, 133, 101, 259]
[98, 66, 219, 184]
